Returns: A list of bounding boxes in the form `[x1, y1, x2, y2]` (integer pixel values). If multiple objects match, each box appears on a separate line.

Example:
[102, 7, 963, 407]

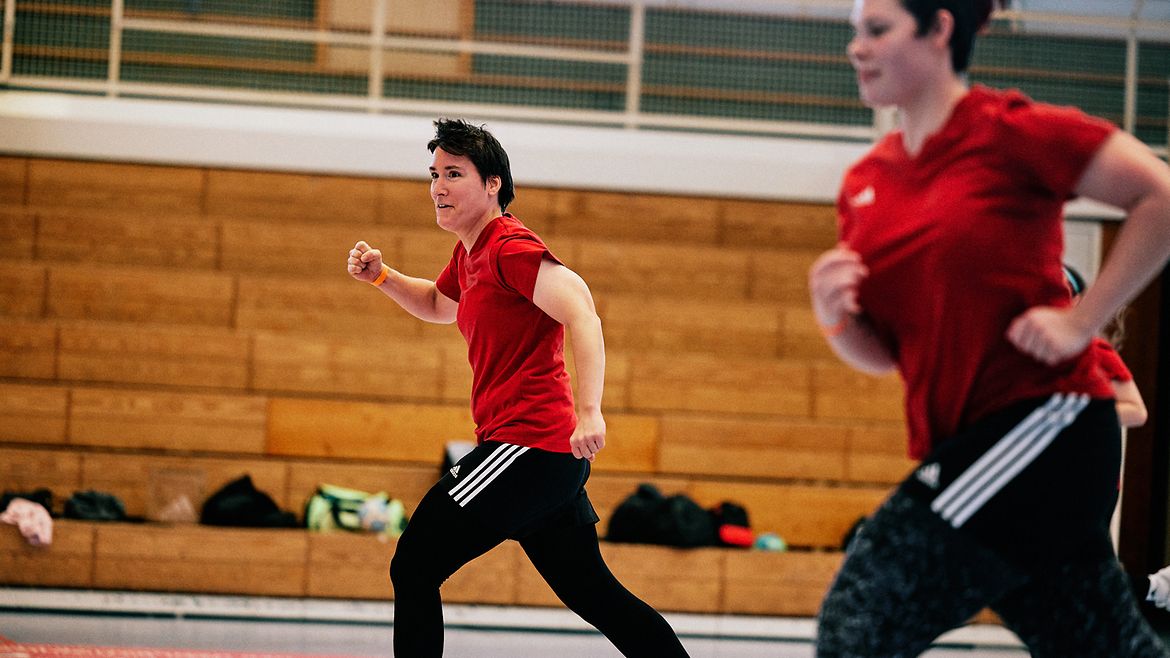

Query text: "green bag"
[304, 483, 407, 537]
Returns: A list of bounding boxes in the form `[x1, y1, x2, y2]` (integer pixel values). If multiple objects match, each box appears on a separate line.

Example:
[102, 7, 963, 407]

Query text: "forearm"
[374, 268, 455, 324]
[823, 316, 898, 376]
[1074, 195, 1170, 336]
[567, 312, 605, 411]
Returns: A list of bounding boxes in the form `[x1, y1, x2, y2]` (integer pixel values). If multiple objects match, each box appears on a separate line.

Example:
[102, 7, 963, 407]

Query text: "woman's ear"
[931, 8, 956, 46]
[485, 174, 502, 197]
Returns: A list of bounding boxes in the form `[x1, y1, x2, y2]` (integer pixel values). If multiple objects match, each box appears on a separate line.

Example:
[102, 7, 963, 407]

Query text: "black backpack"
[200, 475, 297, 528]
[605, 483, 717, 548]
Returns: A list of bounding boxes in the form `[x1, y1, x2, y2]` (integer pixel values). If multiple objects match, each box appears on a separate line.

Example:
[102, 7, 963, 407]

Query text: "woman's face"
[429, 147, 500, 237]
[848, 0, 944, 108]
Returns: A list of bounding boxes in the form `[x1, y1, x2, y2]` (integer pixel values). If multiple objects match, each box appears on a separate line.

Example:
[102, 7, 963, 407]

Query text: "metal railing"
[2, 0, 1169, 148]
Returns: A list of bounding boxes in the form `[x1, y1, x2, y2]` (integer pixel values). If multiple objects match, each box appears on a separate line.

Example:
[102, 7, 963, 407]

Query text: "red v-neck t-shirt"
[837, 86, 1116, 459]
[435, 214, 577, 452]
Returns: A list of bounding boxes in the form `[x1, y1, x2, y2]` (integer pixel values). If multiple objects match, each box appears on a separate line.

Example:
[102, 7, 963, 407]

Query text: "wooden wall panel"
[0, 261, 46, 318]
[93, 524, 306, 596]
[600, 296, 780, 358]
[779, 306, 837, 360]
[440, 540, 522, 605]
[723, 550, 841, 616]
[397, 227, 464, 280]
[27, 160, 204, 214]
[0, 156, 26, 204]
[548, 190, 721, 245]
[0, 320, 56, 379]
[0, 447, 83, 508]
[748, 249, 818, 303]
[266, 397, 474, 462]
[0, 520, 94, 588]
[847, 424, 915, 484]
[58, 323, 249, 390]
[220, 219, 399, 276]
[307, 532, 394, 599]
[686, 481, 888, 549]
[575, 241, 750, 300]
[813, 364, 904, 422]
[205, 170, 380, 224]
[0, 383, 68, 444]
[720, 200, 837, 250]
[627, 354, 810, 416]
[0, 208, 34, 259]
[47, 265, 234, 327]
[37, 211, 217, 269]
[252, 332, 445, 400]
[69, 388, 267, 455]
[658, 415, 849, 480]
[506, 187, 556, 236]
[377, 179, 436, 227]
[80, 453, 289, 519]
[589, 412, 659, 474]
[235, 275, 418, 337]
[599, 543, 725, 613]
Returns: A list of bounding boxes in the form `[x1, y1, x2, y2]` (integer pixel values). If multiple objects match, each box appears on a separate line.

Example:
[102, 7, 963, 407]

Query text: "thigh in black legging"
[391, 484, 508, 592]
[519, 522, 690, 658]
[993, 554, 1169, 658]
[817, 492, 1024, 658]
[390, 484, 508, 657]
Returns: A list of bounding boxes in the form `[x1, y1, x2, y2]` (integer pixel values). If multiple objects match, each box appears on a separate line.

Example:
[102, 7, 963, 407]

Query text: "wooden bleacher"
[0, 155, 916, 618]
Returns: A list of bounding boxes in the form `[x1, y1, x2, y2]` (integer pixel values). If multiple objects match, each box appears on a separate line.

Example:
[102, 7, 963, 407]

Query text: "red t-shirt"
[1092, 337, 1133, 383]
[838, 86, 1117, 459]
[435, 214, 577, 452]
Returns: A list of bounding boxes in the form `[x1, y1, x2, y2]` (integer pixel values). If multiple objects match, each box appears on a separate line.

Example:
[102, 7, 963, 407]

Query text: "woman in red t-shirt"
[347, 119, 688, 658]
[809, 0, 1170, 655]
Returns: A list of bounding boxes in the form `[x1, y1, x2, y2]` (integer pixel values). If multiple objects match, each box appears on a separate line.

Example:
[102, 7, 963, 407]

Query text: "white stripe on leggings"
[931, 393, 1089, 528]
[448, 442, 529, 507]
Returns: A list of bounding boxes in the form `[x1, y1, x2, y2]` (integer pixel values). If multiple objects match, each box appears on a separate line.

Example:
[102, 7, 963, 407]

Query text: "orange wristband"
[819, 316, 849, 338]
[370, 264, 389, 287]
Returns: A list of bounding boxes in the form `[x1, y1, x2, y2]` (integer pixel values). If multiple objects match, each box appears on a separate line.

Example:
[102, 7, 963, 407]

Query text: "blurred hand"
[1006, 306, 1093, 366]
[808, 244, 868, 328]
[348, 241, 384, 283]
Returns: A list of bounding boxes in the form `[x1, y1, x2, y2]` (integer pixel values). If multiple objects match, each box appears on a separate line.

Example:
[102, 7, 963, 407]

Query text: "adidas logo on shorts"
[916, 462, 940, 489]
[449, 465, 460, 478]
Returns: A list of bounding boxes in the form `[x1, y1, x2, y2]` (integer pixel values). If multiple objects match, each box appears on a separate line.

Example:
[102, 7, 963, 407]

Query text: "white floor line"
[0, 587, 1024, 648]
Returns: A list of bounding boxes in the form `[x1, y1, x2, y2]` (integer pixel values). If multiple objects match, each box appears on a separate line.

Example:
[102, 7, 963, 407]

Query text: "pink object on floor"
[0, 498, 53, 547]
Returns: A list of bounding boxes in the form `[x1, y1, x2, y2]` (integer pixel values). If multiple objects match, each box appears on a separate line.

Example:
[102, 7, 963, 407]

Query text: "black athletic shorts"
[437, 440, 600, 539]
[898, 393, 1121, 568]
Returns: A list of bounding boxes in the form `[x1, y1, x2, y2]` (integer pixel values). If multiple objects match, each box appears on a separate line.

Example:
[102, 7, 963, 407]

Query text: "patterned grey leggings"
[816, 492, 1168, 657]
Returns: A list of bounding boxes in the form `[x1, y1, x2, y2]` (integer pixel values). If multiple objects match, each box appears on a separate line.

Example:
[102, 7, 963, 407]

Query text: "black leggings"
[817, 396, 1168, 657]
[390, 485, 691, 657]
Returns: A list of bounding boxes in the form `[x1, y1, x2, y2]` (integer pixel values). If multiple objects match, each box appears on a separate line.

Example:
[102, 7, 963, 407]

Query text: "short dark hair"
[427, 118, 515, 212]
[901, 0, 1005, 73]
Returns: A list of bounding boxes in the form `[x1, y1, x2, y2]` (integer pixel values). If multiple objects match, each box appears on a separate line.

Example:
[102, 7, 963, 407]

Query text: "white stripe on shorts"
[930, 393, 1089, 529]
[448, 442, 530, 508]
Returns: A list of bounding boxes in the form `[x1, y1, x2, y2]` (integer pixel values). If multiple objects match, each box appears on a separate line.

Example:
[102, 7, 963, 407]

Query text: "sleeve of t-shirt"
[435, 258, 460, 303]
[493, 236, 563, 301]
[1000, 94, 1116, 198]
[1093, 338, 1133, 383]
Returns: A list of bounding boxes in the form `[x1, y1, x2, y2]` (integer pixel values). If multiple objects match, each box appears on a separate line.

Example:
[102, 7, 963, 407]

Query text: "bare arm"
[347, 241, 458, 324]
[532, 258, 605, 462]
[808, 246, 897, 375]
[1112, 378, 1148, 428]
[1008, 131, 1170, 364]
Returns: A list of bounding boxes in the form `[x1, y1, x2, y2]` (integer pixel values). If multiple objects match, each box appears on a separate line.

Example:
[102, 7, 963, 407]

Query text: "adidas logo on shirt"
[849, 185, 876, 208]
[449, 465, 460, 478]
[916, 462, 941, 489]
